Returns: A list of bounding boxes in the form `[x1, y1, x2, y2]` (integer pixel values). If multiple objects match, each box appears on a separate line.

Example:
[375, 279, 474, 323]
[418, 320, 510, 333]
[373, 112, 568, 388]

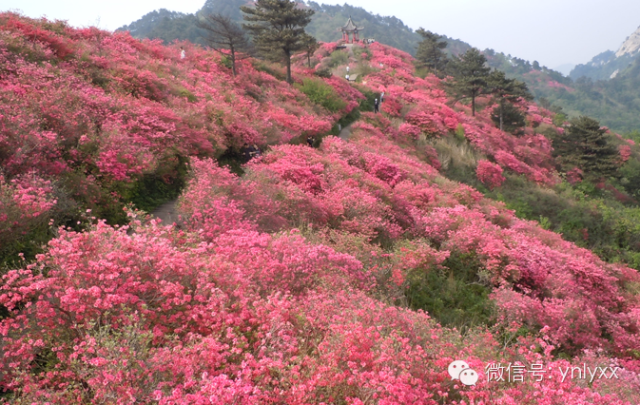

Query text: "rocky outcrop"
[616, 26, 640, 57]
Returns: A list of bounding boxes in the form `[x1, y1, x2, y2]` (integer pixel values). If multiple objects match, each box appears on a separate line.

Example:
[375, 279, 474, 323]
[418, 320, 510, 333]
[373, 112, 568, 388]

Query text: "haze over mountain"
[570, 26, 640, 81]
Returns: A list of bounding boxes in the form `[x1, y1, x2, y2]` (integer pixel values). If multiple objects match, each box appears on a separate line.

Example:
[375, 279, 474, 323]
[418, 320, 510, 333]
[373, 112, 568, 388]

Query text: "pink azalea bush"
[476, 160, 505, 189]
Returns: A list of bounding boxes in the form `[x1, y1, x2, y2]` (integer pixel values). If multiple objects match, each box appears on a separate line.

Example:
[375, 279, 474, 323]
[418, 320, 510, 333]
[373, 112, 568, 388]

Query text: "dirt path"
[150, 199, 180, 226]
[149, 120, 358, 227]
[338, 122, 354, 140]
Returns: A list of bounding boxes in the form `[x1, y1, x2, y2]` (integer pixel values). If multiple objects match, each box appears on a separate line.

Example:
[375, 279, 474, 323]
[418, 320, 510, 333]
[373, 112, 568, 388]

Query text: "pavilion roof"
[342, 16, 360, 32]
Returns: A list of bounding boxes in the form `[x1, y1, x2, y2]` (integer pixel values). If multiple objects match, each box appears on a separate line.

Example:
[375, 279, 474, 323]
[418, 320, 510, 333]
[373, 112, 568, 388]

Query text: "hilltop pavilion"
[342, 16, 361, 44]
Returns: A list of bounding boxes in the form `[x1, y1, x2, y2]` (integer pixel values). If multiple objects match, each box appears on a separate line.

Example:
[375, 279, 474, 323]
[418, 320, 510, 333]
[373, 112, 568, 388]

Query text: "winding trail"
[150, 199, 180, 226]
[338, 122, 354, 141]
[149, 97, 361, 228]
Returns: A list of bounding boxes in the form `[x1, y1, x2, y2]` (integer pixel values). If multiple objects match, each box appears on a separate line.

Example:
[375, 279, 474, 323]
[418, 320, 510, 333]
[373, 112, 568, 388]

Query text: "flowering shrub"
[476, 160, 505, 189]
[620, 144, 632, 162]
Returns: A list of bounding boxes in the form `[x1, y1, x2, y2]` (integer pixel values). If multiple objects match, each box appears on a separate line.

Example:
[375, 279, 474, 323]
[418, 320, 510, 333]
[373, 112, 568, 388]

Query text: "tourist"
[180, 47, 186, 60]
[346, 74, 350, 81]
[374, 98, 379, 113]
[251, 144, 261, 158]
[381, 91, 385, 103]
[307, 134, 315, 147]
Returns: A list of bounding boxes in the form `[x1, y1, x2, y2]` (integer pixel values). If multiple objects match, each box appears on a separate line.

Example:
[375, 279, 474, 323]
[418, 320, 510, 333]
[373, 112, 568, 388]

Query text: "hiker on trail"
[307, 134, 315, 147]
[346, 65, 350, 73]
[380, 92, 385, 103]
[374, 98, 379, 113]
[180, 47, 186, 60]
[345, 74, 350, 81]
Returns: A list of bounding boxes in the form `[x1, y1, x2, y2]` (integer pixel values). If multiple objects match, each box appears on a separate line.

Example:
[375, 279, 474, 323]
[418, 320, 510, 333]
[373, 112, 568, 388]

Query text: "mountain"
[116, 8, 206, 46]
[570, 25, 640, 81]
[569, 49, 636, 81]
[116, 0, 472, 57]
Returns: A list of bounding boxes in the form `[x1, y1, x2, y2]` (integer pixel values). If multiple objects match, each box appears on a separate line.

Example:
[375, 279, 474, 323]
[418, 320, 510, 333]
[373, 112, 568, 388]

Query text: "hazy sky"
[5, 0, 640, 70]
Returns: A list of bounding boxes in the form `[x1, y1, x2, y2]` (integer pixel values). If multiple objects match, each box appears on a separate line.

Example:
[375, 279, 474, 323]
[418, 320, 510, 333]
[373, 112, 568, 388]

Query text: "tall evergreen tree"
[553, 116, 620, 180]
[241, 0, 314, 84]
[196, 13, 253, 77]
[447, 48, 491, 116]
[300, 33, 320, 68]
[488, 70, 532, 132]
[415, 28, 448, 77]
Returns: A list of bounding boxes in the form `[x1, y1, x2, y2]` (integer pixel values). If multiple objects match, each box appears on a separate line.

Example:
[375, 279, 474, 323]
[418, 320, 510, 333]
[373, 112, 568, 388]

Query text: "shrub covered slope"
[1, 13, 640, 404]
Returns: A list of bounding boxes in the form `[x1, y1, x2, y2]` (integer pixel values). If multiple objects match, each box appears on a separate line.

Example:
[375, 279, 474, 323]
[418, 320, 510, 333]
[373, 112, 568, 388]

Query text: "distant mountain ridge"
[616, 25, 640, 57]
[570, 25, 640, 81]
[116, 0, 472, 57]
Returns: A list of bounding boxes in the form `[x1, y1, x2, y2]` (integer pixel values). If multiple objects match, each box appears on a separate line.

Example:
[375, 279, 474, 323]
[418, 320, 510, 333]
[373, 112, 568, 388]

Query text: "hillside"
[116, 0, 472, 56]
[487, 47, 640, 133]
[116, 0, 640, 133]
[1, 12, 640, 404]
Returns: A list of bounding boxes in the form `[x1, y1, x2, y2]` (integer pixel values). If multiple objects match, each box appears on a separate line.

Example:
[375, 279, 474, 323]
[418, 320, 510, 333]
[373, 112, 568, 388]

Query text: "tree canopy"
[447, 48, 491, 116]
[415, 28, 448, 77]
[553, 116, 620, 180]
[488, 70, 532, 132]
[241, 0, 315, 84]
[196, 13, 253, 76]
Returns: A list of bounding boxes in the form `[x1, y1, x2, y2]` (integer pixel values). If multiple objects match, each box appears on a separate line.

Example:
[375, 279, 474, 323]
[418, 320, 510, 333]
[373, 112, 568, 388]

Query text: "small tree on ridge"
[196, 13, 253, 77]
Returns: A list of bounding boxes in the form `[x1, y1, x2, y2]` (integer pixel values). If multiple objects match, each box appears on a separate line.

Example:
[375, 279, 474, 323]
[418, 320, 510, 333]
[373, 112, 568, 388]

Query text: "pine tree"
[300, 33, 320, 68]
[488, 70, 532, 132]
[490, 102, 526, 135]
[241, 0, 314, 84]
[415, 28, 448, 77]
[447, 48, 491, 116]
[196, 13, 253, 77]
[553, 116, 620, 180]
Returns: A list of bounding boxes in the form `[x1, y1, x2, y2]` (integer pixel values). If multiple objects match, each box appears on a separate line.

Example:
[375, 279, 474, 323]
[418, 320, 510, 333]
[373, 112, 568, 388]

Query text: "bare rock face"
[616, 26, 640, 57]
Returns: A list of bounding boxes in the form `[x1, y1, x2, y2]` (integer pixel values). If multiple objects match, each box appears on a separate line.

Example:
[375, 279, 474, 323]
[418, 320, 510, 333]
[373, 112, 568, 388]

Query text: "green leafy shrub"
[126, 155, 188, 213]
[295, 78, 346, 113]
[406, 251, 495, 333]
[314, 67, 332, 78]
[328, 50, 348, 68]
[218, 55, 233, 70]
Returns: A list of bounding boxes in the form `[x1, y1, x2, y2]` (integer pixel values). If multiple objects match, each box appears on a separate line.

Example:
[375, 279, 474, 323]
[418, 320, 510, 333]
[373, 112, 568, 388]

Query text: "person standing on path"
[374, 98, 379, 113]
[180, 47, 186, 60]
[307, 134, 315, 147]
[380, 92, 385, 103]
